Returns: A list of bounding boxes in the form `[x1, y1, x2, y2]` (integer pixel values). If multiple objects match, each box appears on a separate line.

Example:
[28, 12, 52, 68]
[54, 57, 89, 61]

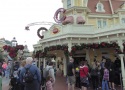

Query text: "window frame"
[97, 19, 107, 28]
[122, 18, 125, 23]
[96, 2, 105, 12]
[67, 0, 71, 8]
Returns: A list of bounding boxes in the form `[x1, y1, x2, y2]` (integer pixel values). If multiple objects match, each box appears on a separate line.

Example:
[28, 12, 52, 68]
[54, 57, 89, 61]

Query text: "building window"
[96, 2, 105, 12]
[122, 18, 125, 23]
[97, 19, 107, 28]
[67, 0, 71, 8]
[103, 20, 107, 27]
[98, 20, 102, 28]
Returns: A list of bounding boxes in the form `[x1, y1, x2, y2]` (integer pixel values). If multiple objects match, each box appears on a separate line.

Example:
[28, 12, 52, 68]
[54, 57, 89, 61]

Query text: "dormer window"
[96, 2, 105, 12]
[67, 0, 71, 8]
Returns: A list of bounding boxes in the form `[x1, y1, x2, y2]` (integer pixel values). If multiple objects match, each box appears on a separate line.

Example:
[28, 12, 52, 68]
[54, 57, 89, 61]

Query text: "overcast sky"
[0, 0, 62, 51]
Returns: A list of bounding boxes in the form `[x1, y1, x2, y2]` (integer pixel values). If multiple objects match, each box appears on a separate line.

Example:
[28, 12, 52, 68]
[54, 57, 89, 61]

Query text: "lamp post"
[11, 37, 17, 76]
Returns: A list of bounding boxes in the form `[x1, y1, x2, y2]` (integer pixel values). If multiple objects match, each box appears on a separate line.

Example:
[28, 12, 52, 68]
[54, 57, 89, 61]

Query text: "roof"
[5, 40, 11, 45]
[87, 0, 125, 15]
[111, 0, 125, 12]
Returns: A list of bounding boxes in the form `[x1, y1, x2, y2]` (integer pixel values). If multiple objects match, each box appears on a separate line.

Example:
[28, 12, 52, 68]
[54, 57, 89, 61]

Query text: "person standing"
[114, 57, 121, 85]
[108, 61, 116, 90]
[46, 76, 53, 90]
[19, 57, 41, 90]
[48, 62, 56, 86]
[90, 61, 99, 90]
[2, 61, 7, 77]
[75, 64, 81, 89]
[79, 60, 89, 90]
[67, 58, 75, 90]
[5, 64, 10, 79]
[18, 60, 26, 90]
[102, 62, 109, 90]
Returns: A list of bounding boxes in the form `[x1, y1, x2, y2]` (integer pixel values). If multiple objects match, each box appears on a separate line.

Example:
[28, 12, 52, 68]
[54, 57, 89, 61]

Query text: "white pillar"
[43, 58, 46, 68]
[118, 39, 125, 89]
[86, 50, 90, 64]
[38, 58, 41, 69]
[63, 56, 67, 76]
[119, 54, 125, 89]
[55, 58, 58, 69]
[72, 0, 74, 6]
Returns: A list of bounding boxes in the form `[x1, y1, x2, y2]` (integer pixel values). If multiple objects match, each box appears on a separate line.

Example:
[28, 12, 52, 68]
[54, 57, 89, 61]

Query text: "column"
[118, 39, 125, 89]
[72, 0, 74, 6]
[86, 49, 90, 64]
[55, 58, 58, 69]
[118, 12, 122, 24]
[43, 58, 46, 68]
[38, 58, 41, 69]
[119, 54, 125, 89]
[63, 57, 67, 76]
[68, 38, 72, 59]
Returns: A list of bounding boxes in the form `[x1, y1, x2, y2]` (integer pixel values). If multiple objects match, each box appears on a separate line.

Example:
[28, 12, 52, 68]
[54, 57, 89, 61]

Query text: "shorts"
[80, 77, 89, 87]
[67, 76, 76, 85]
[81, 82, 88, 87]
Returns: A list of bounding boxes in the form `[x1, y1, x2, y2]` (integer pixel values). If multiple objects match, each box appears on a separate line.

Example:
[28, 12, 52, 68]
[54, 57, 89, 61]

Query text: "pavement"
[54, 71, 122, 90]
[2, 71, 122, 90]
[2, 77, 10, 90]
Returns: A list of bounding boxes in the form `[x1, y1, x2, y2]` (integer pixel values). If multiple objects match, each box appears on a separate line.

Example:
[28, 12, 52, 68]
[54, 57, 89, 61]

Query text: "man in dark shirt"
[67, 58, 75, 90]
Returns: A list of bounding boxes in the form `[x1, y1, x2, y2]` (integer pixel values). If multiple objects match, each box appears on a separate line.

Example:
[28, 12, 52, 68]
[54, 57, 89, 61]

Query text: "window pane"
[98, 4, 102, 11]
[122, 18, 125, 23]
[98, 20, 102, 28]
[103, 20, 107, 27]
[67, 0, 71, 8]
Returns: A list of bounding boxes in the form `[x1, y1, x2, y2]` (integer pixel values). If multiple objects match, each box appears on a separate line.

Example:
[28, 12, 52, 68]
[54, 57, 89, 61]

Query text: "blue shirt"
[19, 64, 41, 84]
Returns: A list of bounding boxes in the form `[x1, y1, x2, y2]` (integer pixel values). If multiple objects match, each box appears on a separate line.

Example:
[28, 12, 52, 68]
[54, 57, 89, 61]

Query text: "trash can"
[0, 76, 2, 90]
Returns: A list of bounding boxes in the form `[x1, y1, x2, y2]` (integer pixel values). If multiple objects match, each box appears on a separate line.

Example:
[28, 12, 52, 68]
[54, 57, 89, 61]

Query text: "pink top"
[2, 63, 7, 69]
[46, 80, 53, 90]
[103, 68, 109, 81]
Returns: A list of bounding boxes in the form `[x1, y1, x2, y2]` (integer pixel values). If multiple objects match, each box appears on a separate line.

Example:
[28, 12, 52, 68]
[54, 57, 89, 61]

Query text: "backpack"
[23, 66, 35, 83]
[43, 67, 52, 79]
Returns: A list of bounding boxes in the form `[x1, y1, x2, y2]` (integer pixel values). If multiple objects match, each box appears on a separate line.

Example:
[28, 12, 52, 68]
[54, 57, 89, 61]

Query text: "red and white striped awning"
[76, 16, 85, 24]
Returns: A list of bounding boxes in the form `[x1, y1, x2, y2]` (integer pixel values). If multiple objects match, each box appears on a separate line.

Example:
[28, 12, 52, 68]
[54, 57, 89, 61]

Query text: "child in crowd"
[102, 63, 109, 90]
[46, 76, 53, 90]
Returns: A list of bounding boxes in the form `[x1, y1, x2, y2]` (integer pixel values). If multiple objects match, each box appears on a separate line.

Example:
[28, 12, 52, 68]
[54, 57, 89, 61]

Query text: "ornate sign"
[37, 27, 48, 39]
[54, 8, 66, 23]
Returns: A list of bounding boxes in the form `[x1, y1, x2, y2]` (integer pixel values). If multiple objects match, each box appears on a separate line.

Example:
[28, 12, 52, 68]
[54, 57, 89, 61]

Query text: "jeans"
[102, 80, 109, 90]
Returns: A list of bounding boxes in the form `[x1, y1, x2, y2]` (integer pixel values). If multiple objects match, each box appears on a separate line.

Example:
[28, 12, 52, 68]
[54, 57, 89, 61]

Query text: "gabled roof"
[87, 0, 125, 15]
[111, 0, 125, 12]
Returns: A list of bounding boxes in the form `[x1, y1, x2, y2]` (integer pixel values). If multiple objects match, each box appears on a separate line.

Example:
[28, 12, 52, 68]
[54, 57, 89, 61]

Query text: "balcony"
[40, 24, 125, 42]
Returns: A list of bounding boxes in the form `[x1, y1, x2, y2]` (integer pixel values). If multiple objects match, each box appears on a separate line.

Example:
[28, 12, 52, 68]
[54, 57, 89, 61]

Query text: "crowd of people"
[67, 56, 122, 90]
[0, 56, 122, 90]
[0, 57, 57, 90]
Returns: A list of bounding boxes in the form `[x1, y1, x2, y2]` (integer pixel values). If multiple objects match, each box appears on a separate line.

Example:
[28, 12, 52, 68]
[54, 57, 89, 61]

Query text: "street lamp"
[11, 37, 17, 47]
[10, 37, 17, 76]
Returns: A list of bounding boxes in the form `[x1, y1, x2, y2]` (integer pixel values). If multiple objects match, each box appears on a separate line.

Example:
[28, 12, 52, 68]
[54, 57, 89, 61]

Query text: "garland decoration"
[54, 8, 66, 23]
[3, 45, 24, 58]
[34, 42, 125, 58]
[37, 27, 48, 39]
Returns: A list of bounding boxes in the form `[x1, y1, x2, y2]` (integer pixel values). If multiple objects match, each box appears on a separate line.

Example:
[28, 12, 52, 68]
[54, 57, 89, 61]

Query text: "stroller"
[9, 70, 21, 90]
[9, 75, 21, 90]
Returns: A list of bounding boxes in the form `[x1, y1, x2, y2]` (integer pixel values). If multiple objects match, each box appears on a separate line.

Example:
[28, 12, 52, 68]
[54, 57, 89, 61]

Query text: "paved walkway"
[54, 71, 122, 90]
[2, 77, 10, 90]
[2, 71, 122, 90]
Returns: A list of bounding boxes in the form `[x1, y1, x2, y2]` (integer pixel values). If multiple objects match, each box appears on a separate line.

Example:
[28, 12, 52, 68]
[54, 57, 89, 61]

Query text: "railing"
[42, 24, 125, 40]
